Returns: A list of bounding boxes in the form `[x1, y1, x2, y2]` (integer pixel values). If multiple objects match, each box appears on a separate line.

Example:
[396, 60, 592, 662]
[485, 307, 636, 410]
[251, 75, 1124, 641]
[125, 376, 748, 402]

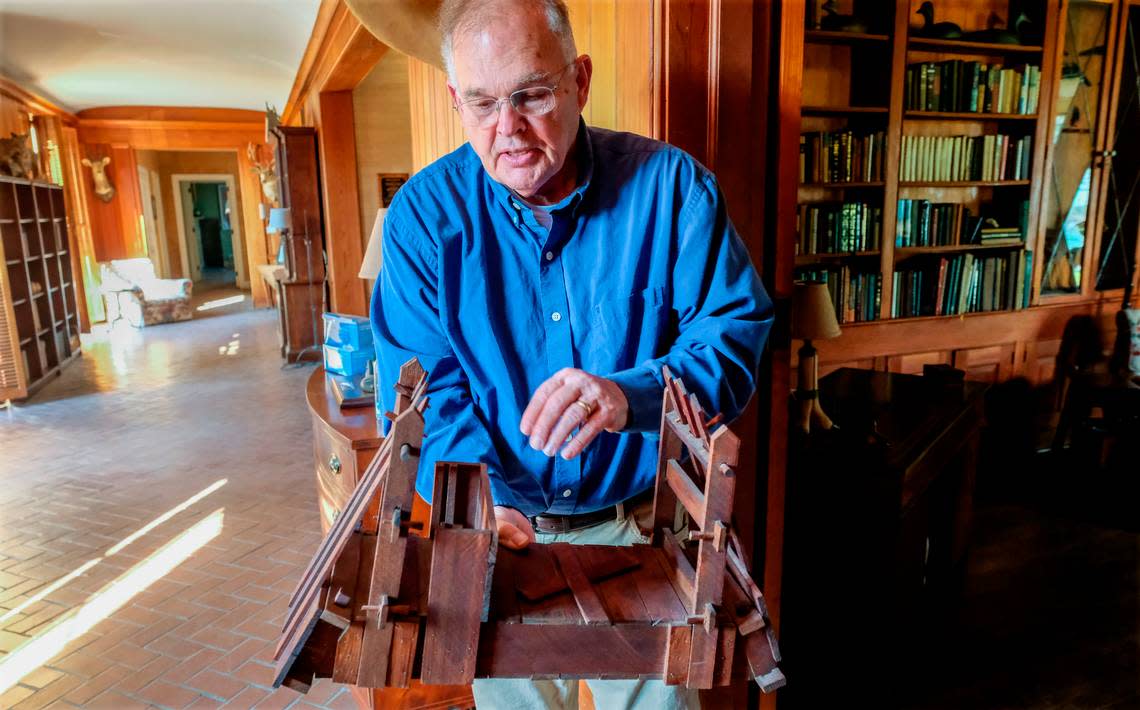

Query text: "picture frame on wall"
[377, 173, 409, 208]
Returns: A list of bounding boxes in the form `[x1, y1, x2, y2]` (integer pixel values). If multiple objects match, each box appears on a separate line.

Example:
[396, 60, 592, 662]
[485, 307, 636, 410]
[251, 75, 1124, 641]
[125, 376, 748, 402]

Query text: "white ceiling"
[0, 0, 322, 112]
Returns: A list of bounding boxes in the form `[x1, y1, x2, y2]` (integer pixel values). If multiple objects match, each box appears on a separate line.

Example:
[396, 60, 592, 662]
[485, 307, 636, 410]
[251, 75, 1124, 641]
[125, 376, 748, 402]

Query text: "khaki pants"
[471, 508, 701, 710]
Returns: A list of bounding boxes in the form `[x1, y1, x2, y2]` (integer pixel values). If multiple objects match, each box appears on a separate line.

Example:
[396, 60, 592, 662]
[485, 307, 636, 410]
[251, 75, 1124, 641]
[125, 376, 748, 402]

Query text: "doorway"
[172, 174, 246, 290]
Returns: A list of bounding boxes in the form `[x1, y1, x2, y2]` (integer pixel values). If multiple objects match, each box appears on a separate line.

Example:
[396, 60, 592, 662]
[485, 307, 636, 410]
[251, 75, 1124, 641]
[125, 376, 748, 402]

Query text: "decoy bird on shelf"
[915, 2, 962, 39]
[961, 11, 1031, 44]
[819, 0, 868, 34]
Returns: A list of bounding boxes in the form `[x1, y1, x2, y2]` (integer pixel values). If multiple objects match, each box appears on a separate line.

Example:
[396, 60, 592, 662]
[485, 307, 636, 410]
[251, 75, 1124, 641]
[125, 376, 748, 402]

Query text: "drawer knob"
[328, 454, 341, 475]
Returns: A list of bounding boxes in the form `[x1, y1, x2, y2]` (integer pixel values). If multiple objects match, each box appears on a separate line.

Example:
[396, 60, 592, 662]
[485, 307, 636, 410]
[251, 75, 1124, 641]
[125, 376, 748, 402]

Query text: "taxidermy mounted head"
[81, 156, 115, 202]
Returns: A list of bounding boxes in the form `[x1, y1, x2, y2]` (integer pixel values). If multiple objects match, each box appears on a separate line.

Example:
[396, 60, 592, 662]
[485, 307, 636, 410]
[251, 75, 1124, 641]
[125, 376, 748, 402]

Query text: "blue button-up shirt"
[371, 123, 773, 517]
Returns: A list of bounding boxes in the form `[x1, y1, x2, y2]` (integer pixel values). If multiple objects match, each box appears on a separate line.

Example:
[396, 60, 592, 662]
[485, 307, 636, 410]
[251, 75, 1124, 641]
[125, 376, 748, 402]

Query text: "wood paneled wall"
[407, 58, 467, 173]
[353, 51, 414, 254]
[80, 143, 145, 263]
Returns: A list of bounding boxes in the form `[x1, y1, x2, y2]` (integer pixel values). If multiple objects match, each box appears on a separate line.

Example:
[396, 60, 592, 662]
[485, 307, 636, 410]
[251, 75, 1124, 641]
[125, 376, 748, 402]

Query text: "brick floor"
[0, 285, 352, 709]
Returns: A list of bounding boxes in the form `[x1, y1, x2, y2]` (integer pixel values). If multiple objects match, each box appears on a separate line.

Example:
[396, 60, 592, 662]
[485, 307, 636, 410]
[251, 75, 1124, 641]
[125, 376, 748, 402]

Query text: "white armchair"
[99, 258, 193, 327]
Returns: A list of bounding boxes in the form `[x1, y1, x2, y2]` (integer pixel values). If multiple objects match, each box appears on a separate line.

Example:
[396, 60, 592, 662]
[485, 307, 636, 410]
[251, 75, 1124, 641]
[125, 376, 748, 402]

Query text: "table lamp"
[792, 280, 842, 433]
[267, 207, 291, 264]
[359, 208, 386, 281]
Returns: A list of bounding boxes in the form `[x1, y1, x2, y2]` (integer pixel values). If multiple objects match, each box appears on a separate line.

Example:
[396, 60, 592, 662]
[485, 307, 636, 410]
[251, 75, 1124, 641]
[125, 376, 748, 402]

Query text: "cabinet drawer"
[313, 431, 355, 532]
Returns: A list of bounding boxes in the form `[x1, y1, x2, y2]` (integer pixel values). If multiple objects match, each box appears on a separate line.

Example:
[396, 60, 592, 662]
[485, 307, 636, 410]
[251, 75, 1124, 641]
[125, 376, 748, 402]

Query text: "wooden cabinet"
[0, 177, 81, 400]
[305, 368, 474, 710]
[779, 368, 986, 707]
[272, 126, 325, 363]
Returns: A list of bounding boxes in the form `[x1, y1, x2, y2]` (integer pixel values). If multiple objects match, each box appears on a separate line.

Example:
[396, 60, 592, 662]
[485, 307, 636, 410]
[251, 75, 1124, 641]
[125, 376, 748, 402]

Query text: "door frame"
[171, 173, 249, 288]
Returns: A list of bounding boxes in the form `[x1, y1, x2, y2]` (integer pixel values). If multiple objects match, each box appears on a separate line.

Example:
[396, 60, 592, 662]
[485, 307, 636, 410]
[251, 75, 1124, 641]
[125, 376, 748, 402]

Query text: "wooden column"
[317, 90, 367, 316]
[235, 146, 272, 308]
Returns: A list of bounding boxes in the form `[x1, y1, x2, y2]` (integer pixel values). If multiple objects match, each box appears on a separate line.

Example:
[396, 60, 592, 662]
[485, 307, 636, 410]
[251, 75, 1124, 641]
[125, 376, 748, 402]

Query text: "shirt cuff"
[606, 365, 664, 433]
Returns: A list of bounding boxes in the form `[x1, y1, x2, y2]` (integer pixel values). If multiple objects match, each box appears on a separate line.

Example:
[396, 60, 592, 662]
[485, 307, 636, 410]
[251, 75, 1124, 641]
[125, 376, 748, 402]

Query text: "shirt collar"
[485, 118, 594, 219]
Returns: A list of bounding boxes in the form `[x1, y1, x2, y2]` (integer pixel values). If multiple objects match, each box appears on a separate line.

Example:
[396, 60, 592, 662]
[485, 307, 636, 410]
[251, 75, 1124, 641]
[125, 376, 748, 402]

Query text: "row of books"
[895, 199, 1029, 247]
[891, 251, 1031, 318]
[797, 202, 883, 254]
[899, 133, 1032, 183]
[799, 130, 887, 184]
[796, 266, 881, 324]
[905, 61, 1041, 115]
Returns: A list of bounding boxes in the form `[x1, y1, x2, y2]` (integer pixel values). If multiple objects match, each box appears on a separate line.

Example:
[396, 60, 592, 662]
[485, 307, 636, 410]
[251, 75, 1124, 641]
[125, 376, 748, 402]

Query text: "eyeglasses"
[454, 60, 577, 128]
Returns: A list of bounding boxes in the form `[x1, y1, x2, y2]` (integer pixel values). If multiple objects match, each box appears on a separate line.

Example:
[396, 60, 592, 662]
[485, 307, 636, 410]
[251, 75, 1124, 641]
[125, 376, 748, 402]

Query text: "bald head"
[439, 0, 577, 83]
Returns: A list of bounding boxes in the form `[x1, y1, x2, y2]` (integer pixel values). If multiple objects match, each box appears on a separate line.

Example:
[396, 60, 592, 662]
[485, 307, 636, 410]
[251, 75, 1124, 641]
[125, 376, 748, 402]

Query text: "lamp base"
[796, 341, 836, 434]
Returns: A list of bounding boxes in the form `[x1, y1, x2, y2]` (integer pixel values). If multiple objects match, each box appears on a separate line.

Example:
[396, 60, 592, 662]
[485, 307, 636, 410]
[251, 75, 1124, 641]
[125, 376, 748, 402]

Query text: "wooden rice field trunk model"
[274, 359, 785, 693]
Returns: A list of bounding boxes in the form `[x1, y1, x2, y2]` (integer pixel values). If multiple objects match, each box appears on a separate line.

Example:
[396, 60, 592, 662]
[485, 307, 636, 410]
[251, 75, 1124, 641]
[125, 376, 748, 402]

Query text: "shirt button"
[545, 251, 554, 261]
[562, 489, 572, 498]
[551, 312, 562, 322]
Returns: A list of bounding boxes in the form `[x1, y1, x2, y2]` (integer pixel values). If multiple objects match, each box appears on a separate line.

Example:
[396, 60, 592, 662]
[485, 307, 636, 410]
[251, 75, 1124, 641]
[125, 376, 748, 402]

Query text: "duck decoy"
[915, 1, 962, 39]
[820, 0, 868, 34]
[962, 12, 1030, 44]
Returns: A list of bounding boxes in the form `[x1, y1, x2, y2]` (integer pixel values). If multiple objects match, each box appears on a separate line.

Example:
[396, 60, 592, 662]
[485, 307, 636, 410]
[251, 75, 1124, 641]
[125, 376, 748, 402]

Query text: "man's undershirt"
[516, 194, 554, 231]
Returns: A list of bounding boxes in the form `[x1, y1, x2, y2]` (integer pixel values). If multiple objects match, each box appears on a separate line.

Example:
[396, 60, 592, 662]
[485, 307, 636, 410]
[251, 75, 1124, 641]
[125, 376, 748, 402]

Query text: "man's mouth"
[499, 147, 540, 166]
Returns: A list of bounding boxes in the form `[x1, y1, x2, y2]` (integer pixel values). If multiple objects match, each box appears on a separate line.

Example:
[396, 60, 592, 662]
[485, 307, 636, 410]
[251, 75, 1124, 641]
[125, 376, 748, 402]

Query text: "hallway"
[0, 289, 353, 708]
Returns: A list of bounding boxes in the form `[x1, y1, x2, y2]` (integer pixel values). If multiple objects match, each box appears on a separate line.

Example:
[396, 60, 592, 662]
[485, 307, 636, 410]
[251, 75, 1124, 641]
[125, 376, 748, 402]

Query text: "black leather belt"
[530, 488, 653, 535]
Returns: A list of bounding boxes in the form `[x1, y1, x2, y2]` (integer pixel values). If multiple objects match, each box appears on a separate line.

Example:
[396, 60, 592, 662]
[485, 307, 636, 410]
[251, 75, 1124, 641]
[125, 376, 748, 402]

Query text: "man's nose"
[495, 99, 526, 135]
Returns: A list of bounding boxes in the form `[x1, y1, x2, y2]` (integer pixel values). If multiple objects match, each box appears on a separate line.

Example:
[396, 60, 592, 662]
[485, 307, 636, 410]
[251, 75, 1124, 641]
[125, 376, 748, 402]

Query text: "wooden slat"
[629, 547, 688, 622]
[476, 623, 667, 680]
[386, 619, 419, 689]
[657, 534, 695, 610]
[514, 544, 568, 602]
[688, 626, 719, 689]
[330, 532, 365, 684]
[420, 527, 492, 685]
[664, 624, 692, 686]
[714, 621, 736, 687]
[549, 544, 610, 625]
[665, 413, 710, 470]
[665, 459, 706, 530]
[489, 545, 522, 623]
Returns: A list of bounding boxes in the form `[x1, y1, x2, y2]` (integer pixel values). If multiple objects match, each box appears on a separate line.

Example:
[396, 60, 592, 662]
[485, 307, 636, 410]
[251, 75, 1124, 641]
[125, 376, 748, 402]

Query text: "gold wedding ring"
[573, 399, 595, 418]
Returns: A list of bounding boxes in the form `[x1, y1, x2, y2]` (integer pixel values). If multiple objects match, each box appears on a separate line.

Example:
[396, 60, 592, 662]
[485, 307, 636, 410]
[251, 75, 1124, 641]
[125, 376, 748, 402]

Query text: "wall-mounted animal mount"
[0, 133, 36, 179]
[81, 156, 115, 202]
[247, 143, 280, 207]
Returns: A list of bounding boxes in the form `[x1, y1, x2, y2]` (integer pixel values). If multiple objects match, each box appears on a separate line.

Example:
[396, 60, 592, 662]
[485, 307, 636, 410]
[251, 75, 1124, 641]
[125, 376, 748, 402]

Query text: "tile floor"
[0, 286, 354, 709]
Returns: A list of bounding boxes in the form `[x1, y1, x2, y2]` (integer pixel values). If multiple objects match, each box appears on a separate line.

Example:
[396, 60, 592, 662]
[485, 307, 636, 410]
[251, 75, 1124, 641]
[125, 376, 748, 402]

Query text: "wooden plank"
[514, 544, 567, 602]
[665, 413, 711, 470]
[658, 533, 695, 611]
[628, 545, 688, 623]
[693, 428, 738, 611]
[475, 623, 667, 680]
[316, 90, 366, 316]
[420, 527, 491, 685]
[330, 532, 365, 684]
[666, 459, 706, 530]
[386, 619, 419, 688]
[687, 625, 718, 689]
[593, 570, 650, 623]
[714, 621, 736, 687]
[549, 544, 610, 625]
[489, 545, 522, 623]
[664, 624, 692, 686]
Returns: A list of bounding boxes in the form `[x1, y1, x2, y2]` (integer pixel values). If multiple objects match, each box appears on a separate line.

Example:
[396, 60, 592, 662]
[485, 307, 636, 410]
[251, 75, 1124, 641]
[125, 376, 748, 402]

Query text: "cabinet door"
[1095, 4, 1140, 296]
[953, 343, 1016, 382]
[1038, 1, 1118, 299]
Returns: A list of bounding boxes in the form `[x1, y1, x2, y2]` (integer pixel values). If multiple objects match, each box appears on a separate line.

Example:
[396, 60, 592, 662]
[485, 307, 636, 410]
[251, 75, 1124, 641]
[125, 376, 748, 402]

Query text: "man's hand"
[519, 367, 629, 459]
[495, 505, 535, 550]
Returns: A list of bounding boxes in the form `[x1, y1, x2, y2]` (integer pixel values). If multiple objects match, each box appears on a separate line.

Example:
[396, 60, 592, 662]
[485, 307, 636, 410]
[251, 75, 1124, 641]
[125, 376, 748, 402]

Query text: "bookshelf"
[0, 177, 81, 400]
[795, 0, 1057, 327]
[786, 0, 1140, 387]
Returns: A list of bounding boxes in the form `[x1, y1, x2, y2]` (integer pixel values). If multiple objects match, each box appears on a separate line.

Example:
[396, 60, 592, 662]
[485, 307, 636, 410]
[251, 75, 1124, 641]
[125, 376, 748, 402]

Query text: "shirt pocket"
[584, 287, 668, 364]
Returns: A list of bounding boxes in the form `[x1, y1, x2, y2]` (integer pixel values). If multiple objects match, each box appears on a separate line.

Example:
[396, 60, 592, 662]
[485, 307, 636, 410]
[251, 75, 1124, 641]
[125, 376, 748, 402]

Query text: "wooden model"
[274, 359, 785, 694]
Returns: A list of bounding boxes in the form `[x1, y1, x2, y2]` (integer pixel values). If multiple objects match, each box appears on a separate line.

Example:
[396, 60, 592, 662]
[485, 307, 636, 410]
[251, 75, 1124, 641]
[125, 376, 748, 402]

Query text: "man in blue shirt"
[372, 0, 772, 706]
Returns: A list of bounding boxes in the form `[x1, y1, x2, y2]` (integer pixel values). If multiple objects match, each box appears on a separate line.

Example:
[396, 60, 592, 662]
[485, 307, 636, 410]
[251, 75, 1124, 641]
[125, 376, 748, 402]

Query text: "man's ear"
[446, 83, 459, 108]
[574, 54, 593, 111]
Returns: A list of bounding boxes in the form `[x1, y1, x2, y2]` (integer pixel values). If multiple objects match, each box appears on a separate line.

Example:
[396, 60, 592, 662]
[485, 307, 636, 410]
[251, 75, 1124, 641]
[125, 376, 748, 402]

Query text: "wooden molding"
[317, 91, 368, 316]
[75, 106, 264, 123]
[0, 76, 77, 124]
[282, 0, 387, 126]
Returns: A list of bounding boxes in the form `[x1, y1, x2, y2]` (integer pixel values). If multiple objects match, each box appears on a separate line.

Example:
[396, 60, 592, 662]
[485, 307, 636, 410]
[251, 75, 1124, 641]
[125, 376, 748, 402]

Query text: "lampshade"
[267, 207, 291, 234]
[791, 281, 841, 341]
[359, 208, 386, 280]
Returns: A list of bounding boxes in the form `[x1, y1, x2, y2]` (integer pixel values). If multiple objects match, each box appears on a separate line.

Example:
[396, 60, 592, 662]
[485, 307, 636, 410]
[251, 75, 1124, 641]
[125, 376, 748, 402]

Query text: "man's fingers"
[497, 521, 531, 550]
[544, 403, 590, 457]
[519, 374, 566, 435]
[560, 415, 602, 459]
[528, 383, 583, 452]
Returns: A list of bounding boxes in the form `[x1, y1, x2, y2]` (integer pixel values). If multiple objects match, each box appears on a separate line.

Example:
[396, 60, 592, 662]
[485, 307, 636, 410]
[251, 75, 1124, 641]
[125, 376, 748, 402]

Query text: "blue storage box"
[323, 343, 373, 378]
[323, 313, 373, 350]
